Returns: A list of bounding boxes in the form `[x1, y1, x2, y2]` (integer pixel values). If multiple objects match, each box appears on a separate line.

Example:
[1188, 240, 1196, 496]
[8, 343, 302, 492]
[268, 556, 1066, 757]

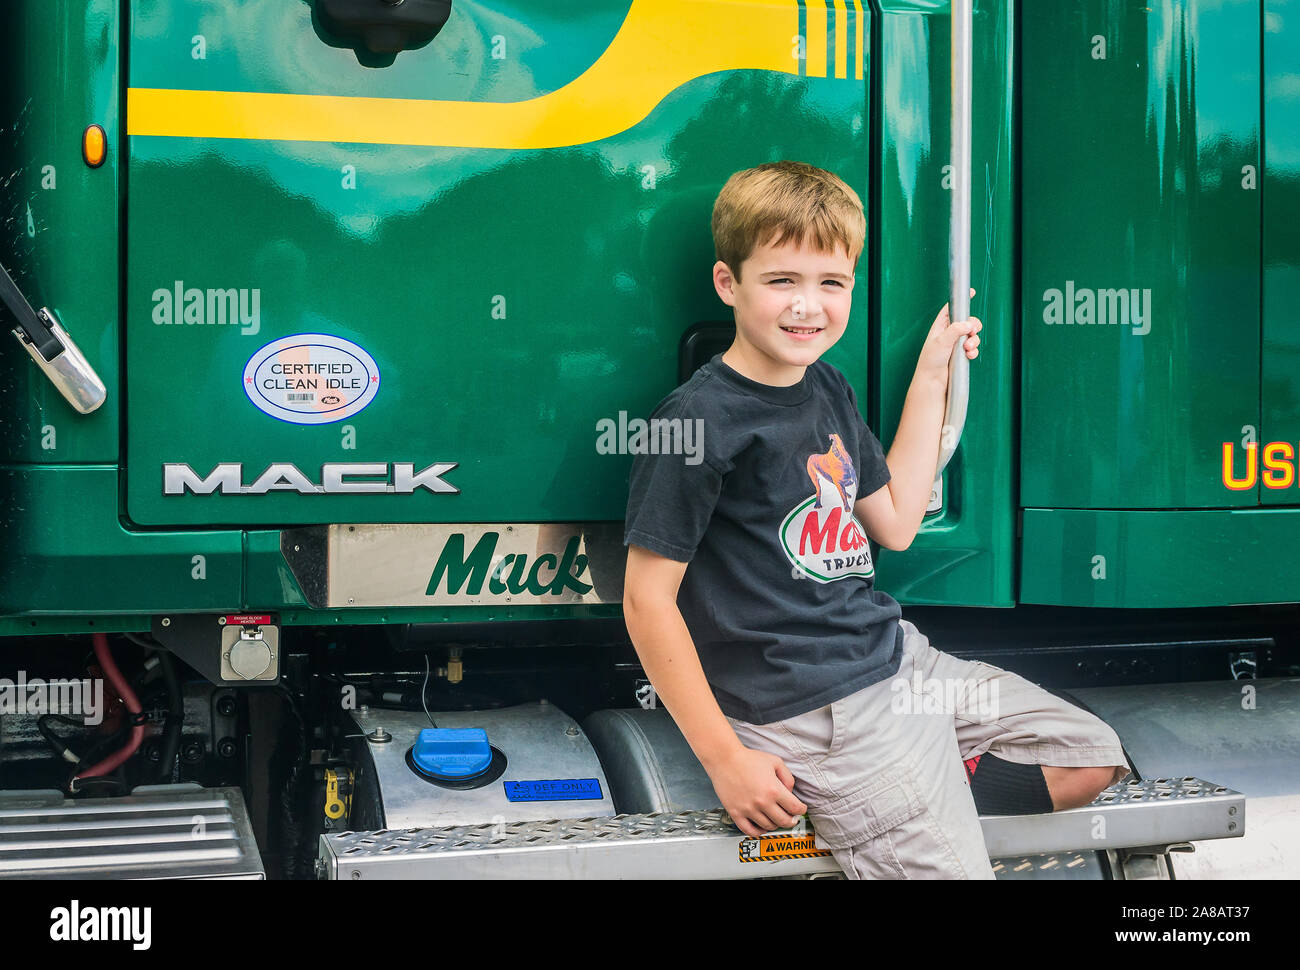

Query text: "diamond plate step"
[981, 776, 1243, 858]
[319, 776, 1243, 879]
[990, 851, 1104, 880]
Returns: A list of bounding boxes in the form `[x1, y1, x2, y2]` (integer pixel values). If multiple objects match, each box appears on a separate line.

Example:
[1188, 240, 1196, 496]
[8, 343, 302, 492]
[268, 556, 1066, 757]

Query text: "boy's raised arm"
[858, 293, 983, 550]
[622, 544, 808, 837]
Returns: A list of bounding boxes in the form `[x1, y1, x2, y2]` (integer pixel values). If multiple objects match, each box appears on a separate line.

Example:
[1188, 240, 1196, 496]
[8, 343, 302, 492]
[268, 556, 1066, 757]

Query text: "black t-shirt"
[624, 354, 904, 724]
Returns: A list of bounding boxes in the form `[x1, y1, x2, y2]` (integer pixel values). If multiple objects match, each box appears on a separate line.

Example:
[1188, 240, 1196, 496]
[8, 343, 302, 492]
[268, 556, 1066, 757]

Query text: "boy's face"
[713, 234, 856, 386]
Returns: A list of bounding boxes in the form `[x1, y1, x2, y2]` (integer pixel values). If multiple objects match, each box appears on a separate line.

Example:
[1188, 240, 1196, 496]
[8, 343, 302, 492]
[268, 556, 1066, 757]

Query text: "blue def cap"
[411, 728, 492, 779]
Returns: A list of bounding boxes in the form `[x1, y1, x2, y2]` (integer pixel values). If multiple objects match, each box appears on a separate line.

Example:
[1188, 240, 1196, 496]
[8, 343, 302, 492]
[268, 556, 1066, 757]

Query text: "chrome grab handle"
[2, 259, 107, 415]
[12, 309, 108, 414]
[935, 0, 973, 481]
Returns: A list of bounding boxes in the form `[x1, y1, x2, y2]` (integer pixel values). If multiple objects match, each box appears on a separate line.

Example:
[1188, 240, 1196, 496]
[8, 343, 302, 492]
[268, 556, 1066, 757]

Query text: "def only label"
[503, 779, 603, 802]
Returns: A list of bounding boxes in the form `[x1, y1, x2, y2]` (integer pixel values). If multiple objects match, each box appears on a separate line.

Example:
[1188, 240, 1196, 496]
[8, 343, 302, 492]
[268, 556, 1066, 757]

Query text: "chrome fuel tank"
[347, 701, 615, 831]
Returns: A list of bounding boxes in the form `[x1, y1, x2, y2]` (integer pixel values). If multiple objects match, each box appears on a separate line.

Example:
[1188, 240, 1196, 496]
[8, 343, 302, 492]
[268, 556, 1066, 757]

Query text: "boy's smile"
[713, 235, 856, 386]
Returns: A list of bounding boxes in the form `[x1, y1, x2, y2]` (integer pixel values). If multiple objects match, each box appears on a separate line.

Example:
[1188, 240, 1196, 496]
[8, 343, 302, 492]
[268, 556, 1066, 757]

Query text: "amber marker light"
[82, 124, 106, 168]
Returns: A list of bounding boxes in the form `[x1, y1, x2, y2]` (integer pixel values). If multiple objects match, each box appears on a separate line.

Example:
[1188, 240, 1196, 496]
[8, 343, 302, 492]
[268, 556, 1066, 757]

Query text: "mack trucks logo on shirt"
[780, 433, 874, 583]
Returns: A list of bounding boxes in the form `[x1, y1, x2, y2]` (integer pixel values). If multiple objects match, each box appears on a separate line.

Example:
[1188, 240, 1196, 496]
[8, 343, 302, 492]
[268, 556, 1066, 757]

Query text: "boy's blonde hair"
[711, 161, 865, 281]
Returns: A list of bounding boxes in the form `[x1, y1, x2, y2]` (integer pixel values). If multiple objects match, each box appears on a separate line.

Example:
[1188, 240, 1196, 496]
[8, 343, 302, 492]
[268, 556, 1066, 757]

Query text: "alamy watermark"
[890, 673, 999, 722]
[151, 281, 261, 335]
[49, 901, 150, 950]
[0, 671, 103, 725]
[596, 411, 704, 465]
[1042, 282, 1150, 335]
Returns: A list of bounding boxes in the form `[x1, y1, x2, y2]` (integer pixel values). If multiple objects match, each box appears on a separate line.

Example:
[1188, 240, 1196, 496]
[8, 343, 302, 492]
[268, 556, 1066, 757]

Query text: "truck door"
[122, 0, 876, 536]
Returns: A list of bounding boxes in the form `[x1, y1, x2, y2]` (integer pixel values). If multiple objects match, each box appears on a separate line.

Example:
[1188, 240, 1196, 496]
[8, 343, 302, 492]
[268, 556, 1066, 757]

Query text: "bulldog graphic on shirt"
[780, 433, 875, 583]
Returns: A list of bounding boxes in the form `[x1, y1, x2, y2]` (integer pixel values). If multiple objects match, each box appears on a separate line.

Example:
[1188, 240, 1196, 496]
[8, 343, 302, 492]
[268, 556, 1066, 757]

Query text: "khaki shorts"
[724, 618, 1129, 879]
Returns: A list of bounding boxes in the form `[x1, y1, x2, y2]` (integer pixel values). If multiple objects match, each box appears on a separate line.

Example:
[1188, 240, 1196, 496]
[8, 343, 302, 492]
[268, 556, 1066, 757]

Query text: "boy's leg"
[726, 630, 1000, 880]
[1041, 765, 1128, 809]
[895, 619, 1130, 811]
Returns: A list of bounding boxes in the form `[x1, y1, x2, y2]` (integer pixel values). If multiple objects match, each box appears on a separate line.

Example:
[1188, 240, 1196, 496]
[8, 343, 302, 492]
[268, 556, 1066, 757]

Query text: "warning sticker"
[737, 833, 832, 863]
[243, 333, 380, 425]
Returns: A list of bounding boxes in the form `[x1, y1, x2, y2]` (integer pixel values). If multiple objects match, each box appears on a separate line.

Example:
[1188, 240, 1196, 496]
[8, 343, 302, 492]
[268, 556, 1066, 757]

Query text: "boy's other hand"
[708, 745, 809, 837]
[915, 287, 982, 383]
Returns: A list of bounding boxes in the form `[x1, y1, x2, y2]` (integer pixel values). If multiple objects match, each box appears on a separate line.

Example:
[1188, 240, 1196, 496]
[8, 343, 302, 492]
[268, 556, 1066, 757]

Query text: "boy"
[622, 161, 1129, 880]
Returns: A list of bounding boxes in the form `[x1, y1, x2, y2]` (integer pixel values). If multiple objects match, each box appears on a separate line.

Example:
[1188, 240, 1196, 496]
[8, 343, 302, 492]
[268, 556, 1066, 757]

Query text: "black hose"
[70, 775, 128, 796]
[152, 648, 183, 783]
[122, 632, 186, 784]
[39, 715, 132, 797]
[64, 725, 132, 796]
[276, 685, 310, 880]
[37, 714, 86, 764]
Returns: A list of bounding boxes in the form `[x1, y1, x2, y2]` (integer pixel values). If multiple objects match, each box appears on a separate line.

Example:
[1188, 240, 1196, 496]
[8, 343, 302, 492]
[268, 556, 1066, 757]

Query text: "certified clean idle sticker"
[243, 334, 379, 424]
